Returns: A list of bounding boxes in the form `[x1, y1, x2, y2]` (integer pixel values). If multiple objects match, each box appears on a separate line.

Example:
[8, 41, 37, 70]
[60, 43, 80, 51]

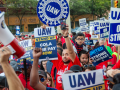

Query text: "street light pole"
[111, 0, 114, 7]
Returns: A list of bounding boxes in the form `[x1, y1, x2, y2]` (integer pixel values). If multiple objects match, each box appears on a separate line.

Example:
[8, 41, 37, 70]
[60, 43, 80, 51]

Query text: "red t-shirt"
[96, 60, 110, 69]
[19, 73, 34, 90]
[52, 53, 81, 90]
[112, 60, 120, 69]
[111, 46, 117, 52]
[61, 36, 65, 45]
[85, 33, 91, 40]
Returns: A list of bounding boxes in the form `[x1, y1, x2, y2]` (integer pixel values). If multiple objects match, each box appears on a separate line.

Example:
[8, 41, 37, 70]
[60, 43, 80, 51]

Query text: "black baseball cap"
[70, 65, 82, 72]
[38, 70, 47, 78]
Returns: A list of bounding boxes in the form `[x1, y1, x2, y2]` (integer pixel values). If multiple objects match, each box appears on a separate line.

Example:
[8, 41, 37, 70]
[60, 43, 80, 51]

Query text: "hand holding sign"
[0, 46, 12, 64]
[61, 24, 69, 36]
[33, 48, 42, 59]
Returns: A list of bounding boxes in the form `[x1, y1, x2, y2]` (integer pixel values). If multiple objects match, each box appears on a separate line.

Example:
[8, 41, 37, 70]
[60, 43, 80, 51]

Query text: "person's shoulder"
[46, 87, 57, 90]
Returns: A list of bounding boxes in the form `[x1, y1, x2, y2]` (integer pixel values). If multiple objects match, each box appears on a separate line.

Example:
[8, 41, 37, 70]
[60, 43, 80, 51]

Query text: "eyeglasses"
[76, 38, 84, 41]
[40, 78, 45, 82]
[84, 64, 94, 68]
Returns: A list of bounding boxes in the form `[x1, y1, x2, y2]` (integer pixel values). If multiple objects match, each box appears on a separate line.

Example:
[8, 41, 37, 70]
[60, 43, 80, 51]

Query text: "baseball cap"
[20, 60, 32, 69]
[10, 60, 17, 68]
[70, 65, 82, 72]
[38, 70, 47, 78]
[14, 65, 21, 72]
[112, 84, 120, 90]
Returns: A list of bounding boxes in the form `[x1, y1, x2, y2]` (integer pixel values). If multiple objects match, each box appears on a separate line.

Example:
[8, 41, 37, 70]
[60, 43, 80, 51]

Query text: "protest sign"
[79, 18, 86, 27]
[99, 21, 109, 38]
[90, 45, 112, 66]
[109, 7, 120, 45]
[91, 35, 98, 39]
[37, 0, 69, 26]
[62, 69, 105, 90]
[16, 26, 20, 35]
[90, 21, 94, 35]
[17, 39, 33, 65]
[34, 27, 58, 61]
[100, 17, 105, 21]
[85, 40, 94, 45]
[94, 21, 100, 34]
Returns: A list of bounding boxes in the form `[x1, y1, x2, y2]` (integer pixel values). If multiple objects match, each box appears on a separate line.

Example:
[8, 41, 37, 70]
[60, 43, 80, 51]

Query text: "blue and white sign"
[79, 18, 86, 27]
[85, 40, 94, 45]
[90, 45, 112, 66]
[81, 26, 89, 32]
[94, 21, 100, 34]
[62, 69, 105, 90]
[100, 17, 105, 21]
[34, 27, 58, 61]
[109, 7, 120, 45]
[17, 39, 33, 65]
[91, 35, 98, 39]
[16, 26, 20, 35]
[99, 21, 109, 38]
[90, 21, 94, 35]
[37, 0, 69, 26]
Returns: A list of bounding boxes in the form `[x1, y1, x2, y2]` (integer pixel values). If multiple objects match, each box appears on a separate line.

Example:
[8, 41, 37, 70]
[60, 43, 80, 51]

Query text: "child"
[74, 32, 88, 55]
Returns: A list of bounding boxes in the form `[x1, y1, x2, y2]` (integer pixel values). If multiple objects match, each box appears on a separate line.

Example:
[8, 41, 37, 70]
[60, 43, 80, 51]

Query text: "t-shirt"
[52, 53, 81, 90]
[85, 33, 91, 40]
[46, 87, 57, 90]
[112, 60, 120, 69]
[18, 73, 34, 90]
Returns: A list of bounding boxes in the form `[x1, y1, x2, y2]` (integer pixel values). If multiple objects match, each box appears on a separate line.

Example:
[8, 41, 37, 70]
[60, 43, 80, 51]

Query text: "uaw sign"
[62, 69, 105, 90]
[99, 21, 109, 38]
[109, 7, 120, 45]
[79, 18, 86, 27]
[34, 27, 58, 61]
[90, 45, 112, 66]
[37, 0, 69, 26]
[17, 39, 33, 65]
[94, 21, 100, 34]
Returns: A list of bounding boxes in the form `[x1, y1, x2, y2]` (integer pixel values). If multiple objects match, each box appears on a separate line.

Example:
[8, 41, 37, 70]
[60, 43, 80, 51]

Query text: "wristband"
[64, 36, 68, 38]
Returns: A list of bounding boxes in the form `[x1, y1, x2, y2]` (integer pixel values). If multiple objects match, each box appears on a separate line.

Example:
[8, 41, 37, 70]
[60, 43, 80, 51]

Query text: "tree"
[3, 0, 38, 31]
[69, 0, 91, 28]
[89, 0, 111, 19]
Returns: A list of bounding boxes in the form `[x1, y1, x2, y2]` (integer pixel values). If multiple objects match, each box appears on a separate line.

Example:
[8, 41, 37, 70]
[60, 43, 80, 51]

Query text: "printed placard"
[34, 27, 58, 61]
[94, 21, 100, 34]
[62, 69, 105, 90]
[17, 39, 33, 65]
[109, 7, 120, 45]
[100, 17, 105, 21]
[85, 40, 94, 45]
[90, 45, 112, 66]
[37, 0, 69, 26]
[79, 18, 86, 27]
[91, 35, 98, 39]
[99, 21, 109, 38]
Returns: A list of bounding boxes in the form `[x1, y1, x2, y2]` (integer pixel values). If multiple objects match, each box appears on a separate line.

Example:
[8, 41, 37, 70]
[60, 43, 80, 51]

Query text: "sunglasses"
[40, 78, 45, 82]
[48, 77, 52, 81]
[84, 64, 94, 68]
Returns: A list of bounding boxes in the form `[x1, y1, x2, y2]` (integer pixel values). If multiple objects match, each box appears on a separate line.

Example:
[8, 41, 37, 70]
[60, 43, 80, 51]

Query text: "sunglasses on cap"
[40, 78, 45, 82]
[84, 64, 94, 68]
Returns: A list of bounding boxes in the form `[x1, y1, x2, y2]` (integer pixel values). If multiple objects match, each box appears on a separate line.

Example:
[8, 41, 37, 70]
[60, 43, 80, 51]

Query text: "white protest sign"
[19, 39, 32, 48]
[90, 21, 94, 35]
[62, 69, 105, 90]
[34, 27, 56, 37]
[109, 7, 120, 45]
[99, 21, 109, 38]
[94, 20, 100, 34]
[79, 18, 86, 27]
[91, 35, 98, 39]
[100, 17, 105, 21]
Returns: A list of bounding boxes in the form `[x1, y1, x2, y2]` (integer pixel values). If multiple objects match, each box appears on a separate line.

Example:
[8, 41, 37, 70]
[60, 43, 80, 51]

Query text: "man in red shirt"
[19, 60, 34, 90]
[30, 25, 81, 90]
[51, 25, 81, 90]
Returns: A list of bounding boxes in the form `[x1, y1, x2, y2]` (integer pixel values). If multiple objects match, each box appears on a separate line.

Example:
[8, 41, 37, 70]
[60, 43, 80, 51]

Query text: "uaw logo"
[37, 0, 69, 26]
[1, 20, 6, 29]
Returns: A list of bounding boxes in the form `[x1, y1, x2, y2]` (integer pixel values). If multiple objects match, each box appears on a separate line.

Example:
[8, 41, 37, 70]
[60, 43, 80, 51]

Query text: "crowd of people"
[0, 24, 120, 90]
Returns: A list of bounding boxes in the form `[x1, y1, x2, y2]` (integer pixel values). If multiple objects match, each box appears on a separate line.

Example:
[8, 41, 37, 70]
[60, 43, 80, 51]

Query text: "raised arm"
[30, 48, 46, 90]
[0, 47, 24, 90]
[61, 25, 76, 62]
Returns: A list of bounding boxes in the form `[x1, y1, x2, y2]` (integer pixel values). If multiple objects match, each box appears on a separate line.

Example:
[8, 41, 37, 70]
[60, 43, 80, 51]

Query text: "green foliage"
[69, 0, 111, 21]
